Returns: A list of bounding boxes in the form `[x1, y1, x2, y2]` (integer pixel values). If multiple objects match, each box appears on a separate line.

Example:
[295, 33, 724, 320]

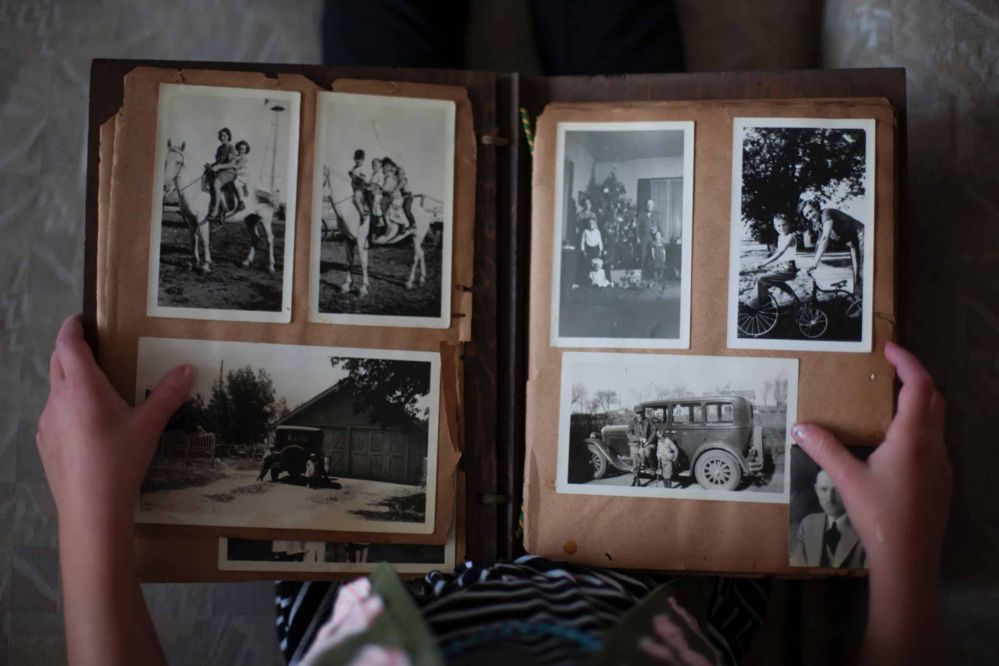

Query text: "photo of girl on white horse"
[149, 84, 301, 323]
[311, 92, 455, 329]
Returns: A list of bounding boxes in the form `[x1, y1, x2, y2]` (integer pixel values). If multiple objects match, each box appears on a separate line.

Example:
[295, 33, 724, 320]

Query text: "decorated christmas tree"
[584, 167, 641, 270]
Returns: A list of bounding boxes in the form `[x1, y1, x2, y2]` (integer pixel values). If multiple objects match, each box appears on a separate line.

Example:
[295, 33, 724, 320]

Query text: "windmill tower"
[260, 99, 286, 199]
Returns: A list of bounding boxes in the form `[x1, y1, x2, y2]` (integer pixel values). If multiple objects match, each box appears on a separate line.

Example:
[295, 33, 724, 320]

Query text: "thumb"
[134, 365, 196, 438]
[791, 422, 867, 499]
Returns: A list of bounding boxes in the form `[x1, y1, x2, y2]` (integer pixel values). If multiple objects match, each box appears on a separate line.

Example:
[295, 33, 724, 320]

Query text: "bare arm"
[809, 217, 834, 269]
[37, 316, 194, 665]
[759, 233, 794, 268]
[792, 343, 950, 665]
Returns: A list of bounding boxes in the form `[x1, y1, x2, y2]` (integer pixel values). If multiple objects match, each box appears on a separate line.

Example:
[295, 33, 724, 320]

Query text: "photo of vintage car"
[583, 396, 769, 491]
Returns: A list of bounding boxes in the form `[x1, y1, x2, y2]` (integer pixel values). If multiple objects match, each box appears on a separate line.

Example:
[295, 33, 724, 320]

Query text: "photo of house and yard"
[134, 338, 440, 533]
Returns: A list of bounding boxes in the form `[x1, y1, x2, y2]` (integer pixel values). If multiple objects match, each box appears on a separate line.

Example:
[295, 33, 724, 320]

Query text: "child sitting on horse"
[348, 148, 369, 219]
[205, 128, 246, 222]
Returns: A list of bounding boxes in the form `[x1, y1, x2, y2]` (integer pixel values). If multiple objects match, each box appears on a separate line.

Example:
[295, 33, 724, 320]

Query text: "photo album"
[85, 61, 901, 581]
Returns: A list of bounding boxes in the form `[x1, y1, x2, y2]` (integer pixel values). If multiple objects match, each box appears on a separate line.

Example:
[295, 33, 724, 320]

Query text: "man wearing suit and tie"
[791, 469, 868, 568]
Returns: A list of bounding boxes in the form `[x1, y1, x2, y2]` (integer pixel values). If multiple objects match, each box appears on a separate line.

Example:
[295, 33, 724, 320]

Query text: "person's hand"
[791, 342, 950, 664]
[36, 315, 194, 533]
[790, 342, 950, 575]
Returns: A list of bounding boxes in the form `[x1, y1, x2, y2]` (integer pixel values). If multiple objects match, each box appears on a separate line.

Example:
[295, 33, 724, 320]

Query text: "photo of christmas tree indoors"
[552, 122, 694, 349]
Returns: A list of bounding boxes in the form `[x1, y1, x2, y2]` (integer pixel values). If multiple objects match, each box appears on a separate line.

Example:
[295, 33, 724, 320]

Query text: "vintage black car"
[584, 396, 767, 490]
[269, 425, 325, 480]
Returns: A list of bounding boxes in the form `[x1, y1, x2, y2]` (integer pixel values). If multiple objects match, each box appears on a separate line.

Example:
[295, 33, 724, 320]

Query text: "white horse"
[321, 167, 442, 295]
[372, 194, 441, 289]
[321, 166, 371, 297]
[162, 139, 280, 273]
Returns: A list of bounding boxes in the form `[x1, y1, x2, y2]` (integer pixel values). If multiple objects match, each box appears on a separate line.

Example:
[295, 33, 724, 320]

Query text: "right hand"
[790, 342, 951, 576]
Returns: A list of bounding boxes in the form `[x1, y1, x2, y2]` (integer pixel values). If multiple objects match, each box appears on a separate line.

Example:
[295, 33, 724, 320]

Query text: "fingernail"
[58, 315, 82, 340]
[178, 364, 195, 379]
[791, 424, 805, 441]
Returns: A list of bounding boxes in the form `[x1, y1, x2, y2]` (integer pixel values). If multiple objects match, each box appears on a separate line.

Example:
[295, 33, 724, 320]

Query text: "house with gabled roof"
[271, 379, 428, 486]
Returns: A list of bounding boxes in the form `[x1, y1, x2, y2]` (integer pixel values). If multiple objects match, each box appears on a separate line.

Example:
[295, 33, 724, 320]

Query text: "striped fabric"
[275, 557, 770, 665]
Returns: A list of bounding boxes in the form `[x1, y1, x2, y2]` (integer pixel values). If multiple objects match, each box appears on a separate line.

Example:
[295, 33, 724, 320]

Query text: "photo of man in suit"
[790, 467, 868, 568]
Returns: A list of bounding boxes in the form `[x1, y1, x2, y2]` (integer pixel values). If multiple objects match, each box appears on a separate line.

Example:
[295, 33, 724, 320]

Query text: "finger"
[639, 635, 675, 662]
[133, 365, 195, 438]
[791, 423, 866, 495]
[49, 350, 65, 386]
[927, 390, 946, 441]
[54, 314, 101, 384]
[885, 342, 935, 427]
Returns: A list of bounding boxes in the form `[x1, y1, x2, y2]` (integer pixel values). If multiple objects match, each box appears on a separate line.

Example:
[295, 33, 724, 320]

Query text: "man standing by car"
[628, 406, 653, 486]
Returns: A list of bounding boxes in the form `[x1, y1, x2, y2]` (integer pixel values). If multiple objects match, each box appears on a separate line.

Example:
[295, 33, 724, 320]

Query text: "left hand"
[36, 315, 194, 533]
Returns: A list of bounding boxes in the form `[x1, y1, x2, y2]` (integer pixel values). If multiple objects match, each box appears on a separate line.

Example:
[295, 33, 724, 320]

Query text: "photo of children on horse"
[346, 148, 426, 245]
[202, 127, 251, 226]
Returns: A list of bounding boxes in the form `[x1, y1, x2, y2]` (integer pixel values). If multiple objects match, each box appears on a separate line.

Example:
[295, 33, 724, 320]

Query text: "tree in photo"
[162, 392, 208, 433]
[594, 389, 619, 415]
[331, 357, 431, 427]
[773, 375, 789, 408]
[202, 365, 281, 449]
[583, 168, 641, 270]
[571, 383, 588, 414]
[741, 127, 866, 245]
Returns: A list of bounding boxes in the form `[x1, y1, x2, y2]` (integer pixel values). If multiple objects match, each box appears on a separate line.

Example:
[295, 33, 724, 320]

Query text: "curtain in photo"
[650, 177, 683, 241]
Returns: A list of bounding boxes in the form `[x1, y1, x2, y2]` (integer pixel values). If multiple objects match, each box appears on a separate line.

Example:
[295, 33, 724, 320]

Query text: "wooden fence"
[157, 431, 217, 459]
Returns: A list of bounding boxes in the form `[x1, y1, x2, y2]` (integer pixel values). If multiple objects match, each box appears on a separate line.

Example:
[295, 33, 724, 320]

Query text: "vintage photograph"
[310, 92, 455, 328]
[218, 531, 455, 574]
[789, 445, 872, 569]
[727, 118, 876, 352]
[135, 337, 441, 534]
[556, 352, 797, 503]
[551, 121, 694, 349]
[148, 84, 300, 322]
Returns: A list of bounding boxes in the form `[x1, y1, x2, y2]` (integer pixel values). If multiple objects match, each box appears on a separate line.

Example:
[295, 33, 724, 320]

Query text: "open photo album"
[85, 60, 901, 581]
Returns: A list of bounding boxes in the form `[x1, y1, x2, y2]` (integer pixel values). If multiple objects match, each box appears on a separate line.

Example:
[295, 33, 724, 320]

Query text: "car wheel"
[694, 450, 741, 491]
[587, 444, 608, 480]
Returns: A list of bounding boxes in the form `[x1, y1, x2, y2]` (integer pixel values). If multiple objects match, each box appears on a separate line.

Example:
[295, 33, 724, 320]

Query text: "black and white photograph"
[556, 352, 797, 503]
[551, 122, 694, 349]
[218, 531, 455, 574]
[310, 92, 455, 328]
[135, 337, 441, 534]
[789, 445, 872, 569]
[727, 118, 876, 352]
[148, 84, 300, 322]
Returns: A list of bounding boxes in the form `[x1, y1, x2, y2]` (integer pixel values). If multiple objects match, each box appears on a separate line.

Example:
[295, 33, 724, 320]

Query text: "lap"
[321, 0, 684, 75]
[322, 0, 469, 68]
